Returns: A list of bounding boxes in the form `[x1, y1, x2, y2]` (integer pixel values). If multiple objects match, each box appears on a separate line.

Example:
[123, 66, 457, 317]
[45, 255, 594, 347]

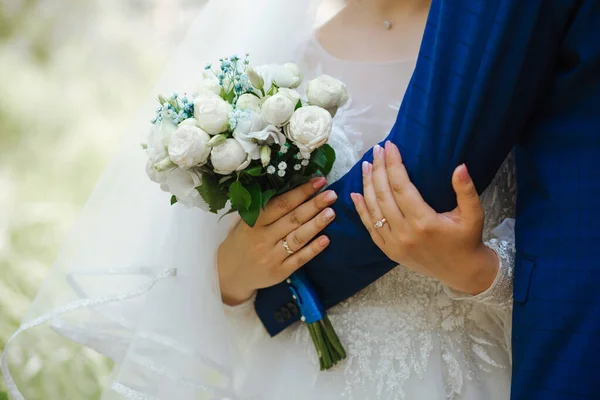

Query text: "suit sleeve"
[255, 0, 569, 336]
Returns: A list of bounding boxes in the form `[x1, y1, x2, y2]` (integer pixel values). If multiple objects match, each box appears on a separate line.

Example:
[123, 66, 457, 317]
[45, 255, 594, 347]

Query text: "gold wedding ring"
[374, 218, 387, 229]
[282, 239, 295, 255]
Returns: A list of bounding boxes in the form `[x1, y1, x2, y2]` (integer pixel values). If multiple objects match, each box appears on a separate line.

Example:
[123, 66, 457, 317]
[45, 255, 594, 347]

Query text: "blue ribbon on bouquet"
[287, 270, 325, 324]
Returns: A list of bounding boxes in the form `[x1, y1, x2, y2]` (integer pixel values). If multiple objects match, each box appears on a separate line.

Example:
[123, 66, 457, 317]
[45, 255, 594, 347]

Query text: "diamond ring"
[282, 239, 295, 255]
[374, 218, 387, 229]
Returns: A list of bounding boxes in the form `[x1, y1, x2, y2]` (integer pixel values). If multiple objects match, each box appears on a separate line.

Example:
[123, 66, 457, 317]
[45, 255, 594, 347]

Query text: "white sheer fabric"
[2, 1, 517, 399]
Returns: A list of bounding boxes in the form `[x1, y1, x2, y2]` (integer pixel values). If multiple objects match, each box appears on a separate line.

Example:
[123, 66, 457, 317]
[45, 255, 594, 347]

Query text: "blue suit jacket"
[256, 1, 600, 398]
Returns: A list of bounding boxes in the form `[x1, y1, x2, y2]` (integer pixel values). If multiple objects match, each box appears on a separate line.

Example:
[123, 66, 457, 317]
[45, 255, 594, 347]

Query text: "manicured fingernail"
[320, 236, 330, 247]
[373, 145, 382, 159]
[385, 141, 392, 155]
[324, 190, 338, 202]
[312, 177, 327, 189]
[323, 208, 335, 221]
[362, 161, 370, 176]
[458, 164, 470, 183]
[350, 193, 357, 203]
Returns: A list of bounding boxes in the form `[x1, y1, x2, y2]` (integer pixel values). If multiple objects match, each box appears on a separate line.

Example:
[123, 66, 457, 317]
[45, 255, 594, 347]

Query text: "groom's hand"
[351, 141, 499, 295]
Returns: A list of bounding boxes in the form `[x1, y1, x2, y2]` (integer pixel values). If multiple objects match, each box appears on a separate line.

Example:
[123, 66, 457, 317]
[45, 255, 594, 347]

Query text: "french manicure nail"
[312, 177, 327, 189]
[458, 164, 470, 183]
[320, 236, 330, 247]
[373, 145, 382, 158]
[362, 161, 370, 175]
[324, 190, 338, 202]
[323, 208, 335, 221]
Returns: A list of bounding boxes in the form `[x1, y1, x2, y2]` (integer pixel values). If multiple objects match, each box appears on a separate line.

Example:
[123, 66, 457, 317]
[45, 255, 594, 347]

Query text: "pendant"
[384, 20, 392, 30]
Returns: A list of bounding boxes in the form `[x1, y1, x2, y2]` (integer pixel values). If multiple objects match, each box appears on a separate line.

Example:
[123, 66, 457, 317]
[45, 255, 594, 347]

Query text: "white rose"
[147, 120, 177, 158]
[168, 125, 211, 169]
[283, 63, 303, 88]
[194, 95, 233, 135]
[285, 106, 332, 158]
[306, 75, 349, 114]
[165, 168, 209, 209]
[235, 93, 261, 113]
[210, 138, 251, 175]
[178, 118, 201, 128]
[253, 64, 301, 90]
[261, 93, 295, 127]
[196, 71, 222, 97]
[277, 88, 301, 106]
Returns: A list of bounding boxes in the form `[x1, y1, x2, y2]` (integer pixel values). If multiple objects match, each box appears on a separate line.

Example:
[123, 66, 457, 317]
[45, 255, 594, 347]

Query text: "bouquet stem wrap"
[288, 270, 346, 370]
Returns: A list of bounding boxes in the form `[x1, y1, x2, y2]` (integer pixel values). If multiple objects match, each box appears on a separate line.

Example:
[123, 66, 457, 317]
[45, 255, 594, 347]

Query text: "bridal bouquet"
[143, 54, 348, 369]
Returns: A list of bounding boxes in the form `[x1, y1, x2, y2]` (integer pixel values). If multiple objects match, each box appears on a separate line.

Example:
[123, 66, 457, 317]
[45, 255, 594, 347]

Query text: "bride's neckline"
[310, 33, 418, 66]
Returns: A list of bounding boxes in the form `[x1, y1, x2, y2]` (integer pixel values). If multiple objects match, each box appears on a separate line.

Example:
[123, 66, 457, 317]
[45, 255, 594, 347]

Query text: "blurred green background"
[0, 1, 203, 398]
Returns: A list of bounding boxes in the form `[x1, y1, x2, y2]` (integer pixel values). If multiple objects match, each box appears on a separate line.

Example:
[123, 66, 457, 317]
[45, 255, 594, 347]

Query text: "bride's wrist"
[221, 281, 256, 306]
[461, 245, 500, 295]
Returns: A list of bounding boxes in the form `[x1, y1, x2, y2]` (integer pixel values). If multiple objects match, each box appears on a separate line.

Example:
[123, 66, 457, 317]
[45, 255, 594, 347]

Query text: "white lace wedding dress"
[223, 36, 517, 400]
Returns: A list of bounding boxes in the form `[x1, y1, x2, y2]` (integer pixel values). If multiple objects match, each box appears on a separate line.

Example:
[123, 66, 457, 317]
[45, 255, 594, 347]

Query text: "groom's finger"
[385, 142, 434, 221]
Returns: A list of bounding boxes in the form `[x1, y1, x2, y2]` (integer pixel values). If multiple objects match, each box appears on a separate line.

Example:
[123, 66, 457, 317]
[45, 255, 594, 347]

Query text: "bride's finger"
[276, 207, 336, 258]
[351, 193, 385, 248]
[372, 144, 403, 225]
[280, 235, 330, 277]
[362, 161, 391, 236]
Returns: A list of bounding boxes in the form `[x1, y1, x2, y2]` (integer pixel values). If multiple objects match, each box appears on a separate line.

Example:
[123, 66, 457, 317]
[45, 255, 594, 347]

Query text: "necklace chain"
[350, 0, 393, 30]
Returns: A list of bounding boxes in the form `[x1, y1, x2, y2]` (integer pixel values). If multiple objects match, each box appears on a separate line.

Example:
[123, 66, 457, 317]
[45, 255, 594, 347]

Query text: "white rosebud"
[247, 67, 264, 90]
[164, 168, 209, 210]
[253, 64, 302, 90]
[194, 95, 233, 135]
[277, 88, 301, 106]
[210, 138, 251, 175]
[261, 93, 295, 127]
[284, 106, 332, 159]
[283, 63, 303, 88]
[260, 145, 271, 167]
[196, 71, 222, 97]
[207, 134, 227, 147]
[235, 93, 261, 113]
[168, 126, 211, 169]
[306, 75, 349, 114]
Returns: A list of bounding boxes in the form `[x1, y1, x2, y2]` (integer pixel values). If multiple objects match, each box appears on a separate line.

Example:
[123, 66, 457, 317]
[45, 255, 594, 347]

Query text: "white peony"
[235, 93, 261, 113]
[233, 111, 286, 159]
[253, 64, 302, 90]
[306, 75, 349, 115]
[165, 168, 208, 209]
[168, 125, 211, 169]
[178, 118, 201, 128]
[194, 95, 233, 135]
[285, 106, 332, 158]
[261, 93, 295, 127]
[277, 88, 301, 106]
[210, 138, 251, 175]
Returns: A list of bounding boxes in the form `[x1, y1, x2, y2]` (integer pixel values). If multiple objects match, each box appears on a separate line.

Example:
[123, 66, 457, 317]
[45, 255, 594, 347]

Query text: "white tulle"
[2, 1, 517, 399]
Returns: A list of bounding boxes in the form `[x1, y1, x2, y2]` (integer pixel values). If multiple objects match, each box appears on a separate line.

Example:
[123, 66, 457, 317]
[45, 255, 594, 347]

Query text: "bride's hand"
[351, 141, 499, 295]
[218, 177, 337, 306]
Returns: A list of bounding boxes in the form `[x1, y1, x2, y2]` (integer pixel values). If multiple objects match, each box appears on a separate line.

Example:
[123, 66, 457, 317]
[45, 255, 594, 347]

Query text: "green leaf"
[239, 183, 262, 227]
[261, 189, 277, 209]
[295, 99, 303, 110]
[170, 195, 178, 206]
[220, 87, 236, 104]
[229, 181, 252, 211]
[218, 175, 234, 186]
[243, 165, 263, 176]
[198, 174, 229, 213]
[312, 147, 328, 170]
[320, 144, 336, 176]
